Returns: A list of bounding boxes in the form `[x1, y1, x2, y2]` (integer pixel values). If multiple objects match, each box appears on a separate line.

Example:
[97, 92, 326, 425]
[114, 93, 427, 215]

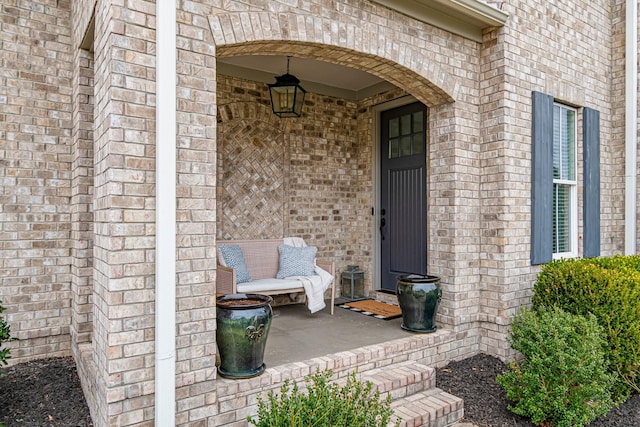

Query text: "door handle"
[379, 217, 386, 240]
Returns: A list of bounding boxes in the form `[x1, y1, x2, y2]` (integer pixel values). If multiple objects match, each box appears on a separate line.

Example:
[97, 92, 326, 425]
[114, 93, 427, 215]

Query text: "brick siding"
[0, 0, 631, 425]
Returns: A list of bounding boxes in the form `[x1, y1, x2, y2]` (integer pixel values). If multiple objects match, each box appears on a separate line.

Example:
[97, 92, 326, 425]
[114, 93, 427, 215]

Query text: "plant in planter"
[248, 369, 400, 427]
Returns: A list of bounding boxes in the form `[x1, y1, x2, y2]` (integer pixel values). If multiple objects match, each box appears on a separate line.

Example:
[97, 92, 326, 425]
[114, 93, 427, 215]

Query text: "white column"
[625, 0, 638, 255]
[155, 0, 177, 423]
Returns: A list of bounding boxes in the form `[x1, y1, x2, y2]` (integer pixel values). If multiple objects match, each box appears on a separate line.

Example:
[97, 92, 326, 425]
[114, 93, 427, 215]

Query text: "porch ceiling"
[217, 56, 396, 101]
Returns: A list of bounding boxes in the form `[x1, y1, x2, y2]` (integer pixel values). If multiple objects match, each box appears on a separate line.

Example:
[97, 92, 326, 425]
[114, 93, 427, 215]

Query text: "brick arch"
[216, 101, 289, 240]
[208, 11, 456, 107]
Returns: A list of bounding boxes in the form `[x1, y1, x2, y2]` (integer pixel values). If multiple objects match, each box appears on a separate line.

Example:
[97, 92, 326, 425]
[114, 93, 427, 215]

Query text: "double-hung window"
[552, 104, 577, 258]
[531, 91, 600, 265]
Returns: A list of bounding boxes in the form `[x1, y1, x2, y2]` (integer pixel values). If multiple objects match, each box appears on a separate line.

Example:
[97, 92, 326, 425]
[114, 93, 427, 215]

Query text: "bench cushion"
[236, 278, 307, 293]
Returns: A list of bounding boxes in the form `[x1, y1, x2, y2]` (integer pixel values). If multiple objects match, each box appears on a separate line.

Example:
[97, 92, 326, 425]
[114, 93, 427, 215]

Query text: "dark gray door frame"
[372, 96, 427, 292]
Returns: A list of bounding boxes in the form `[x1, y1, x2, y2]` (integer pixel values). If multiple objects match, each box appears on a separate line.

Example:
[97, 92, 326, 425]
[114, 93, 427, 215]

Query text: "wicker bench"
[216, 239, 336, 314]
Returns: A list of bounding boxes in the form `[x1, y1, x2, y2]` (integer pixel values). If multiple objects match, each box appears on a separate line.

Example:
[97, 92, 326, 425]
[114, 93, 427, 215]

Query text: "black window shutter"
[531, 91, 554, 265]
[583, 107, 600, 258]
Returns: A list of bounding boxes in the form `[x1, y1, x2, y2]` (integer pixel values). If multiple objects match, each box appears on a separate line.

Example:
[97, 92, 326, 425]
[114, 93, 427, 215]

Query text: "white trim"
[371, 96, 419, 291]
[625, 0, 638, 255]
[552, 103, 578, 259]
[552, 183, 578, 260]
[155, 0, 177, 424]
[370, 0, 508, 42]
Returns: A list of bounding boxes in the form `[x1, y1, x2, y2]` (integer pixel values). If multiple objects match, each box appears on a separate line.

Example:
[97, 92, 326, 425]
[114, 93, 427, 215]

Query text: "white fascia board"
[371, 0, 508, 42]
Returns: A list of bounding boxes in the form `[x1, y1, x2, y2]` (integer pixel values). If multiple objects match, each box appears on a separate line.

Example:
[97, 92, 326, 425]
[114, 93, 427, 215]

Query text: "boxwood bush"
[532, 255, 640, 401]
[247, 369, 400, 427]
[498, 307, 614, 427]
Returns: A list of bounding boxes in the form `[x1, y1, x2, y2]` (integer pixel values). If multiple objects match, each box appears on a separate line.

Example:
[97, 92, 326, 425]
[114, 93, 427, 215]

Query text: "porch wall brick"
[0, 0, 74, 363]
[173, 1, 219, 426]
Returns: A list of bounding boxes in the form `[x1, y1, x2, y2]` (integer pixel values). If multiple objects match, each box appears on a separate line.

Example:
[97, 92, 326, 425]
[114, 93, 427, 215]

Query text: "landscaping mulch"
[0, 357, 92, 427]
[437, 353, 640, 427]
[0, 353, 638, 426]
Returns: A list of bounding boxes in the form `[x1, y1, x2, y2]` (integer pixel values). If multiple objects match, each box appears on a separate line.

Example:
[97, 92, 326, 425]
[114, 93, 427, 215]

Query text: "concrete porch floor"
[215, 299, 465, 426]
[264, 298, 410, 367]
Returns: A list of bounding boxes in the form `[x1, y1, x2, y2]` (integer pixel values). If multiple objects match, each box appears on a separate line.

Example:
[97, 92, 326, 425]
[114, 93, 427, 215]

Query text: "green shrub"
[0, 300, 16, 370]
[497, 307, 614, 427]
[532, 256, 640, 400]
[247, 369, 400, 427]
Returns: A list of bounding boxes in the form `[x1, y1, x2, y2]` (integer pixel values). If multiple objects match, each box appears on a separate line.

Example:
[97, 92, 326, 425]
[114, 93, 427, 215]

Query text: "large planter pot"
[216, 293, 273, 379]
[396, 274, 441, 333]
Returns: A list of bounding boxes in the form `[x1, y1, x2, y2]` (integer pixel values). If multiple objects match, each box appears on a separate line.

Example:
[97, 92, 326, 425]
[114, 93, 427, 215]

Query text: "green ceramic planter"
[216, 293, 273, 379]
[396, 274, 441, 333]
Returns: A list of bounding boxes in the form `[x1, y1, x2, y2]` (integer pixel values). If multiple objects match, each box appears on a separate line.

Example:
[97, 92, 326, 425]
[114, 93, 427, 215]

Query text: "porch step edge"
[346, 360, 436, 400]
[216, 329, 457, 400]
[389, 388, 464, 427]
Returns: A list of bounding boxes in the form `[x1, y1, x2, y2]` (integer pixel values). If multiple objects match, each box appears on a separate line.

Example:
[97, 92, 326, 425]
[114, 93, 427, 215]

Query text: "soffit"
[371, 0, 508, 42]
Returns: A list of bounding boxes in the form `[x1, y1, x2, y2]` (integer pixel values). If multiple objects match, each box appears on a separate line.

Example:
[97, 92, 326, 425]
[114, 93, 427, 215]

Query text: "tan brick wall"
[0, 0, 635, 425]
[175, 0, 218, 424]
[609, 1, 630, 253]
[0, 0, 73, 362]
[69, 0, 98, 420]
[90, 1, 122, 423]
[475, 1, 619, 357]
[70, 45, 94, 348]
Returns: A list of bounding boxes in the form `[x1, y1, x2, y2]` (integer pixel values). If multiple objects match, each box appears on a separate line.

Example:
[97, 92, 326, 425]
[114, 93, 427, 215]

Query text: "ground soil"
[0, 354, 638, 426]
[0, 358, 92, 427]
[436, 353, 640, 427]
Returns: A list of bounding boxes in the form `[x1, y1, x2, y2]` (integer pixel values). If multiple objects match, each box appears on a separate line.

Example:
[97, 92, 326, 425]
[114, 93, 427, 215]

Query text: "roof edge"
[371, 0, 509, 42]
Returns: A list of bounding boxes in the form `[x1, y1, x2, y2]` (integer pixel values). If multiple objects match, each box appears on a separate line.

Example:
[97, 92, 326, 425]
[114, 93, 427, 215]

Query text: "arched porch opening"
[213, 36, 461, 323]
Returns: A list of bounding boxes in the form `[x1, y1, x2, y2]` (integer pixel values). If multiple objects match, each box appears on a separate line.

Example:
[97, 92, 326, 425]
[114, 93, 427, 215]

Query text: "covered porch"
[214, 297, 465, 426]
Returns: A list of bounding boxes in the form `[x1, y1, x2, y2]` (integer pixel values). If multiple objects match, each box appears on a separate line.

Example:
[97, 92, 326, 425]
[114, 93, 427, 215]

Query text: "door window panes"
[388, 111, 425, 159]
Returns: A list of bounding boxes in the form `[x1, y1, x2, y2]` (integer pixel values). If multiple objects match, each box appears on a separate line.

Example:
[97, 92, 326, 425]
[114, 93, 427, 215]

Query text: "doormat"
[338, 299, 403, 320]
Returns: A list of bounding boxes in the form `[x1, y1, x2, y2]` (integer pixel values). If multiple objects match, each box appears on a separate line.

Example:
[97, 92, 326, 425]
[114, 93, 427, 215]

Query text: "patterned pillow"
[276, 244, 317, 279]
[219, 245, 252, 284]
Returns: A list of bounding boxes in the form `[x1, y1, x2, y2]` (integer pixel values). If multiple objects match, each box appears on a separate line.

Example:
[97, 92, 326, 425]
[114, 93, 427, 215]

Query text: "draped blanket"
[283, 237, 334, 313]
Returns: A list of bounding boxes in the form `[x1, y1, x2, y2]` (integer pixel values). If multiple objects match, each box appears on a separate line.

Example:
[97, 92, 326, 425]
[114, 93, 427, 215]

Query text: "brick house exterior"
[0, 0, 636, 425]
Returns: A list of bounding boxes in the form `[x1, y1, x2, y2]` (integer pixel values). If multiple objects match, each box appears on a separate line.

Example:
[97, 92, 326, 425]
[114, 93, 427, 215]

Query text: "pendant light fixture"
[268, 56, 306, 118]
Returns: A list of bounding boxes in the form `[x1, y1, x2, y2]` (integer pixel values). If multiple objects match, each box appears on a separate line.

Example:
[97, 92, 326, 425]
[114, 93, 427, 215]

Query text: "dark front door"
[379, 102, 427, 292]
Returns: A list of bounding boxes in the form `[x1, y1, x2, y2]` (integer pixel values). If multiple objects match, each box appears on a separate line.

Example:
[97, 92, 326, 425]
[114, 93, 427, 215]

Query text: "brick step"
[347, 360, 436, 400]
[344, 361, 463, 427]
[389, 388, 464, 427]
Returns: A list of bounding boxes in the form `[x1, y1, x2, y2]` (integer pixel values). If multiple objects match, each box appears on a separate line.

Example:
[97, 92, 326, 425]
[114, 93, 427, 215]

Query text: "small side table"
[341, 269, 365, 301]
